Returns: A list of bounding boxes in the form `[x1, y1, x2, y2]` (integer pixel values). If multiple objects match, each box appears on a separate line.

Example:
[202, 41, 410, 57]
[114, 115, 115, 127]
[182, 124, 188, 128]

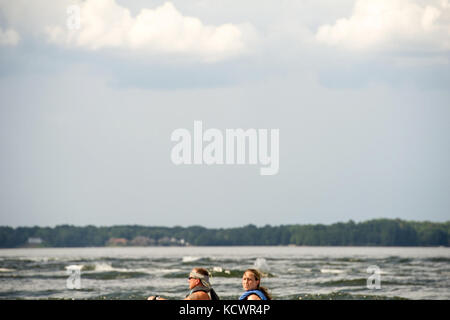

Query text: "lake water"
[0, 246, 449, 300]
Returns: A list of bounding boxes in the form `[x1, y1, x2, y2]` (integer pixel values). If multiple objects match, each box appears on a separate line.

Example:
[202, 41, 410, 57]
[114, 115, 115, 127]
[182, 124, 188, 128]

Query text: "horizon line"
[1, 217, 449, 229]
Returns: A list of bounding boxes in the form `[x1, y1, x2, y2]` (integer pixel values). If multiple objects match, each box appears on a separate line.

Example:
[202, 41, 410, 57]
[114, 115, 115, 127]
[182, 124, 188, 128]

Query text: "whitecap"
[149, 268, 183, 275]
[320, 268, 344, 274]
[182, 256, 201, 263]
[254, 257, 270, 272]
[65, 265, 83, 271]
[92, 263, 115, 272]
[89, 263, 131, 273]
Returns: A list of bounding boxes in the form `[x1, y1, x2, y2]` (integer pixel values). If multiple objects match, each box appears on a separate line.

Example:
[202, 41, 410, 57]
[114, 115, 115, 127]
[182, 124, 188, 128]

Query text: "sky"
[0, 0, 449, 228]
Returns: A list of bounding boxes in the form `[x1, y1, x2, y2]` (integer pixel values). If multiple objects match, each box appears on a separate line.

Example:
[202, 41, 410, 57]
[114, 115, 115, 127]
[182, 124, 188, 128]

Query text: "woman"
[239, 268, 272, 300]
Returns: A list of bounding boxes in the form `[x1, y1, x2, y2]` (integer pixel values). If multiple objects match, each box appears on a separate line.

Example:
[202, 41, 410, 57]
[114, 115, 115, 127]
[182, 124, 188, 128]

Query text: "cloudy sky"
[0, 0, 449, 228]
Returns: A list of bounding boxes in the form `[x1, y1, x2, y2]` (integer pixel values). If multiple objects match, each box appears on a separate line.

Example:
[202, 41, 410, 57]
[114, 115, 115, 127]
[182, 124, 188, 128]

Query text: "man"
[148, 267, 220, 300]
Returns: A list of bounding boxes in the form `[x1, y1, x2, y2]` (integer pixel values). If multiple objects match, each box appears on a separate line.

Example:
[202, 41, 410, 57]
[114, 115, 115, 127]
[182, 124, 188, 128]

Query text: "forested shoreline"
[0, 219, 448, 248]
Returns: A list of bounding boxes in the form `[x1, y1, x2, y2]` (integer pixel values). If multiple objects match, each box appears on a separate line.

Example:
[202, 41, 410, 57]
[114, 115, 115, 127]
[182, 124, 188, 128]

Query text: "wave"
[81, 271, 149, 280]
[88, 292, 150, 300]
[61, 262, 154, 280]
[334, 258, 367, 263]
[0, 273, 68, 280]
[69, 262, 137, 273]
[210, 268, 245, 278]
[320, 268, 345, 274]
[0, 289, 66, 299]
[181, 256, 237, 264]
[384, 256, 413, 264]
[1, 247, 447, 300]
[0, 258, 67, 271]
[181, 256, 217, 266]
[424, 257, 450, 263]
[317, 278, 368, 287]
[66, 264, 83, 271]
[297, 292, 408, 300]
[181, 256, 203, 263]
[315, 277, 440, 288]
[90, 263, 121, 272]
[162, 267, 276, 279]
[162, 270, 191, 278]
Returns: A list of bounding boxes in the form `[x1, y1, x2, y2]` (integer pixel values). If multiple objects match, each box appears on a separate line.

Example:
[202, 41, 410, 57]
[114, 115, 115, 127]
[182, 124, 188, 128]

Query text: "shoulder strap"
[187, 285, 211, 298]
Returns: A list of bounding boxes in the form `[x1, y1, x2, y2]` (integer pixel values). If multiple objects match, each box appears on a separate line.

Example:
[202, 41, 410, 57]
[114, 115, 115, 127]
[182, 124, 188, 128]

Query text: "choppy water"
[0, 246, 448, 300]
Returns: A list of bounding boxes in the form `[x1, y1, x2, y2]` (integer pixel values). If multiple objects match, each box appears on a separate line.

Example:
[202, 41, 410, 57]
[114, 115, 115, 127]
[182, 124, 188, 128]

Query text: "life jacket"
[239, 289, 268, 300]
[187, 285, 220, 300]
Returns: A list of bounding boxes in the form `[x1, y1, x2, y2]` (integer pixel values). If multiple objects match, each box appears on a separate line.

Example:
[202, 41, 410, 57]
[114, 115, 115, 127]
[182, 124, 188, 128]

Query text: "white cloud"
[44, 0, 249, 62]
[0, 27, 20, 46]
[315, 0, 450, 52]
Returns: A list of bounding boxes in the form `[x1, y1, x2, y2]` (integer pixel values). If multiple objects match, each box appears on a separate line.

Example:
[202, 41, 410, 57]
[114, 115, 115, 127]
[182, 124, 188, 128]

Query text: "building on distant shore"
[130, 236, 156, 246]
[106, 238, 128, 246]
[157, 236, 187, 246]
[105, 236, 188, 247]
[27, 237, 43, 245]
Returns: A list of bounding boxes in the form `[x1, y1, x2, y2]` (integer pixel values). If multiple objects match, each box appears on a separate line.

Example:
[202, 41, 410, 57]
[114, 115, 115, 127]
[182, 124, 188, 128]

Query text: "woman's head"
[241, 268, 272, 300]
[242, 269, 262, 291]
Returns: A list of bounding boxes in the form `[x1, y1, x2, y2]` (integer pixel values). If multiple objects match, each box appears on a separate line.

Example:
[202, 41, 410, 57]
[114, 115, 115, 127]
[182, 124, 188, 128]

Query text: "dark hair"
[193, 268, 209, 276]
[244, 269, 272, 300]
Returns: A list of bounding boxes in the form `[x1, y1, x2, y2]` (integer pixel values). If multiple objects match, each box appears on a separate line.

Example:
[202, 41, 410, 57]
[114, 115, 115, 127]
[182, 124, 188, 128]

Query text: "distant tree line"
[0, 219, 448, 248]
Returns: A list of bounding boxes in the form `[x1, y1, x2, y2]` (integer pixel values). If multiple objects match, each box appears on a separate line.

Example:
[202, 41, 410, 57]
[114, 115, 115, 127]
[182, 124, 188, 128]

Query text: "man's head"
[188, 268, 210, 289]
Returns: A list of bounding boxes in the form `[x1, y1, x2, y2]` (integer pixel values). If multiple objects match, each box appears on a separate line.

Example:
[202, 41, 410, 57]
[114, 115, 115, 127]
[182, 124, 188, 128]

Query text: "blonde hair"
[244, 268, 272, 300]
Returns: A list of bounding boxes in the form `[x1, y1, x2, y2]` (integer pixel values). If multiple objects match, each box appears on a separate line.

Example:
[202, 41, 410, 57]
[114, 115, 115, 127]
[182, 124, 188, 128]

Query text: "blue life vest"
[239, 289, 267, 300]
